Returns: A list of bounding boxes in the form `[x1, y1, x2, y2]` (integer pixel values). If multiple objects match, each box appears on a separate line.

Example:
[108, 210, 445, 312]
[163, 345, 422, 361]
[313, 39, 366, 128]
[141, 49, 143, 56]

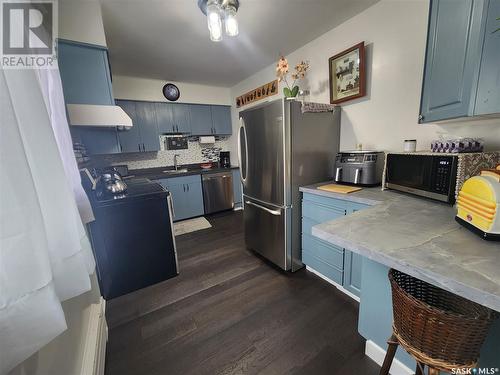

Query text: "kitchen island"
[300, 182, 500, 372]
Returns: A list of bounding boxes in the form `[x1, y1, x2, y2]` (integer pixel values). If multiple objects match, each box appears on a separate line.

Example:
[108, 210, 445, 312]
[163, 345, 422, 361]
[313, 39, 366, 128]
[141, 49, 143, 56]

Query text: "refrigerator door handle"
[238, 117, 248, 184]
[245, 200, 281, 216]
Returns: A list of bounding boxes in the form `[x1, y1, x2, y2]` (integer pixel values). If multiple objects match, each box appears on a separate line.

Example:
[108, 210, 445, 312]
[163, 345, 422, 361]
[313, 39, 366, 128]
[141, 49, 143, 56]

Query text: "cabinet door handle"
[187, 184, 189, 192]
[142, 143, 145, 152]
[138, 143, 141, 152]
[183, 184, 186, 192]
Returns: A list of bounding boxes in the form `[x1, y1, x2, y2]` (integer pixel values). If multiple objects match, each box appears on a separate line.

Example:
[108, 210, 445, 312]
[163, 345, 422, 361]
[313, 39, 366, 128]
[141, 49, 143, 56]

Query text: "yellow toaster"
[456, 165, 500, 241]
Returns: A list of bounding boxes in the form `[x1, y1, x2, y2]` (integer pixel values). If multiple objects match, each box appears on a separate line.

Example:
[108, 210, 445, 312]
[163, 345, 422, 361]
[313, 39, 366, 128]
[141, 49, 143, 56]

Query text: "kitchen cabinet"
[190, 104, 213, 136]
[475, 0, 500, 115]
[232, 169, 242, 207]
[155, 102, 174, 134]
[57, 39, 120, 154]
[135, 101, 160, 151]
[301, 192, 367, 298]
[155, 102, 191, 134]
[419, 0, 499, 123]
[155, 175, 204, 221]
[116, 100, 141, 152]
[211, 106, 232, 135]
[116, 100, 160, 152]
[190, 104, 232, 136]
[172, 104, 191, 133]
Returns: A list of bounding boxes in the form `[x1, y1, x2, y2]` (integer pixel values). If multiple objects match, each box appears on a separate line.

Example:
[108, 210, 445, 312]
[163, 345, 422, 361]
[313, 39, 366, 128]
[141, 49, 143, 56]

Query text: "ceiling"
[101, 0, 379, 87]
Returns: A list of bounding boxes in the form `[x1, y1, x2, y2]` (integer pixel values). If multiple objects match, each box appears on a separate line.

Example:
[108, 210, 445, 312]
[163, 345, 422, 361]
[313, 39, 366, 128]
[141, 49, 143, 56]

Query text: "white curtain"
[0, 68, 95, 373]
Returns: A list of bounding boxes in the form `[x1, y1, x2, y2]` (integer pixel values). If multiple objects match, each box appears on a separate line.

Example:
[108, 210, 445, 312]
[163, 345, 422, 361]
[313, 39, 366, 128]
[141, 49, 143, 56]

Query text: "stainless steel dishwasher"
[202, 172, 234, 214]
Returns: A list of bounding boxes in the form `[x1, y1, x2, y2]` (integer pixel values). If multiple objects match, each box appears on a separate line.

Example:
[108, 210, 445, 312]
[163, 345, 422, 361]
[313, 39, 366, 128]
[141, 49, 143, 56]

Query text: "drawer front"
[303, 192, 351, 211]
[302, 200, 345, 223]
[302, 249, 343, 285]
[163, 174, 201, 187]
[302, 233, 344, 269]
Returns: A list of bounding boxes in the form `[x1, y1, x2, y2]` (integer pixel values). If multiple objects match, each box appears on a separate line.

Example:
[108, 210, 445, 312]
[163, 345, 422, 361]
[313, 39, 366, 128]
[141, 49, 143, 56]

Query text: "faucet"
[174, 154, 180, 171]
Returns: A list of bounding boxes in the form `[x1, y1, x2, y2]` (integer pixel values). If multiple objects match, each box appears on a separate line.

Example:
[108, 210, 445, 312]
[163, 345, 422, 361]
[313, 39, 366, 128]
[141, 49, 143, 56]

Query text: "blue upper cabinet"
[135, 101, 160, 152]
[57, 40, 114, 105]
[211, 106, 232, 135]
[116, 100, 141, 153]
[475, 0, 500, 115]
[57, 39, 120, 155]
[190, 104, 213, 136]
[155, 102, 175, 133]
[172, 103, 192, 133]
[419, 0, 499, 123]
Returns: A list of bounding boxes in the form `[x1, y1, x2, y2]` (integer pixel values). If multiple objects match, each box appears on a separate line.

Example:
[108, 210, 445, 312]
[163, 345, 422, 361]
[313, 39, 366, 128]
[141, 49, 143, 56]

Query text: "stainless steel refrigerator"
[238, 99, 340, 271]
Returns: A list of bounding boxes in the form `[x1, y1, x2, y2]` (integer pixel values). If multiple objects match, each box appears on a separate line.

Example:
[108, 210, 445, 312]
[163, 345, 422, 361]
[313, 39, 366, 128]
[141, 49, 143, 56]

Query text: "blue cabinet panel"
[343, 250, 362, 296]
[232, 169, 242, 204]
[211, 106, 232, 135]
[57, 40, 119, 154]
[71, 127, 120, 155]
[135, 101, 160, 151]
[475, 0, 500, 115]
[155, 102, 175, 133]
[172, 104, 191, 133]
[190, 104, 213, 136]
[57, 40, 114, 105]
[156, 175, 204, 221]
[419, 0, 489, 123]
[302, 234, 344, 270]
[185, 180, 204, 218]
[302, 250, 343, 285]
[301, 192, 368, 299]
[116, 100, 142, 153]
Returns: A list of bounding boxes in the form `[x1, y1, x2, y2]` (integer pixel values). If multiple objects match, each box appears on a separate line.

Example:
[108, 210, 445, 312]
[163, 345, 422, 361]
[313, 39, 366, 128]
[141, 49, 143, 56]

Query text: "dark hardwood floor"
[105, 211, 379, 375]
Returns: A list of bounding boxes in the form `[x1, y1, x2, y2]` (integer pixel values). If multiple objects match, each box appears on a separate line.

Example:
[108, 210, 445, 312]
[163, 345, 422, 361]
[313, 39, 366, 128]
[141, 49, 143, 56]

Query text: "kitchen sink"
[163, 168, 189, 175]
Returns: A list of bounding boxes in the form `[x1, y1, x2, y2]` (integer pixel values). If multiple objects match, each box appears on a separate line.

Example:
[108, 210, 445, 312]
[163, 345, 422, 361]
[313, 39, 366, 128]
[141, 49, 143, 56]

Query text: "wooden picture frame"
[328, 42, 366, 104]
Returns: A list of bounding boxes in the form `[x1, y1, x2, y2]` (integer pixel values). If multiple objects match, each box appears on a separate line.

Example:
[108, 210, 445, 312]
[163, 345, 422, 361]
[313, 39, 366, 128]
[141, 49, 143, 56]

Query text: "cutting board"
[317, 184, 362, 194]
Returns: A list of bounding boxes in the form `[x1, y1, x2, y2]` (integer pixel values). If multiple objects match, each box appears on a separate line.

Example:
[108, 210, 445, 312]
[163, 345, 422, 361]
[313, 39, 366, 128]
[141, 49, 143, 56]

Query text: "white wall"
[229, 0, 500, 159]
[58, 0, 107, 46]
[113, 75, 232, 105]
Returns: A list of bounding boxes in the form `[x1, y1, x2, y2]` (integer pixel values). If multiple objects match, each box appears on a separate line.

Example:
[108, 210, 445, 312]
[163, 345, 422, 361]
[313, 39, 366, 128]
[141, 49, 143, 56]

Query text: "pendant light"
[198, 0, 240, 41]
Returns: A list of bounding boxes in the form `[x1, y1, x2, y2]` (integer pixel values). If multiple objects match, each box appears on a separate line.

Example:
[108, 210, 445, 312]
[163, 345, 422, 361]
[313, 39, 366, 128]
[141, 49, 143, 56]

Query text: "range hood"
[67, 104, 133, 128]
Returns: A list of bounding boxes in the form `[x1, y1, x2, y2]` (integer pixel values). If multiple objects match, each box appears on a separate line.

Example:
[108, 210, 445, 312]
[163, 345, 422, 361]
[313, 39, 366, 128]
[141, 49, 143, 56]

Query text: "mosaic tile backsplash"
[91, 136, 232, 170]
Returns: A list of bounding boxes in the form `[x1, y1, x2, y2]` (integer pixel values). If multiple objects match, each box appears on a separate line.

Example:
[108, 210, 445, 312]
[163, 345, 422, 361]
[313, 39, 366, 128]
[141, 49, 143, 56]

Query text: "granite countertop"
[300, 182, 500, 312]
[128, 165, 239, 180]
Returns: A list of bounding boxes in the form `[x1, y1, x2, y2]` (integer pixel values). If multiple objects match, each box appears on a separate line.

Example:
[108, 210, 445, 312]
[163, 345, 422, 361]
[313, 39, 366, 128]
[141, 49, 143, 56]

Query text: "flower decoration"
[276, 56, 309, 98]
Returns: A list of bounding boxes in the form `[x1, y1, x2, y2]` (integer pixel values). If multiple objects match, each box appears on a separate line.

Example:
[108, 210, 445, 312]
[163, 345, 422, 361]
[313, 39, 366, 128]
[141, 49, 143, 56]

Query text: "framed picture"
[329, 42, 366, 104]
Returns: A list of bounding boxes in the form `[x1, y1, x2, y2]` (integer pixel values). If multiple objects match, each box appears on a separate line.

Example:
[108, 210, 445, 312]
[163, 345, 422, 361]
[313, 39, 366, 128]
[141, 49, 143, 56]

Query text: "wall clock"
[162, 83, 180, 101]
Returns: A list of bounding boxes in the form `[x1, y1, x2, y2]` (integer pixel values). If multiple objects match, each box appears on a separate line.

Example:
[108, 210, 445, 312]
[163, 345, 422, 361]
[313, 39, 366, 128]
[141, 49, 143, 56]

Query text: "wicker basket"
[389, 269, 498, 371]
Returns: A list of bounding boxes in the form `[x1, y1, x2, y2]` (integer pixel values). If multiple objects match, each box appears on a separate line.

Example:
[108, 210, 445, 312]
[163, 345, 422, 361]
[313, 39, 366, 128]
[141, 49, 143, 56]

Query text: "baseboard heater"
[81, 298, 108, 375]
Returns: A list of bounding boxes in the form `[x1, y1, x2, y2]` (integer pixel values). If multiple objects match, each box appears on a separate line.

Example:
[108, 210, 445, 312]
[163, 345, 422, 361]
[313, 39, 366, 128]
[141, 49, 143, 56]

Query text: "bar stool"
[380, 269, 498, 375]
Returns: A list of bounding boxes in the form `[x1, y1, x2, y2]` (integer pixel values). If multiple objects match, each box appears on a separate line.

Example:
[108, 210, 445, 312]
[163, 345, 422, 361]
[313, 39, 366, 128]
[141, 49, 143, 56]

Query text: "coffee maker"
[219, 151, 231, 168]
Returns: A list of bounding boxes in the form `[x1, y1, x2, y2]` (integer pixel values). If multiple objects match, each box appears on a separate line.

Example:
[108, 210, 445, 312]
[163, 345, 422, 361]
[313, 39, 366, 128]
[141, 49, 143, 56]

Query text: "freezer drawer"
[202, 172, 234, 214]
[243, 196, 290, 270]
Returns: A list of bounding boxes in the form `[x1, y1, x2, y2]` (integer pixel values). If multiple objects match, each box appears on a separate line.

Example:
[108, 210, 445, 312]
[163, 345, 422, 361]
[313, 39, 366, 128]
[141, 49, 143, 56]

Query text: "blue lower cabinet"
[155, 175, 204, 222]
[343, 250, 362, 296]
[232, 169, 242, 206]
[301, 192, 368, 299]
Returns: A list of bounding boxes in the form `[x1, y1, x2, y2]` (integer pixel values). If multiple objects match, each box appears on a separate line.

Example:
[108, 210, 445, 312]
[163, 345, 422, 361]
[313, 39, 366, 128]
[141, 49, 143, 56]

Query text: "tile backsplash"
[90, 136, 232, 170]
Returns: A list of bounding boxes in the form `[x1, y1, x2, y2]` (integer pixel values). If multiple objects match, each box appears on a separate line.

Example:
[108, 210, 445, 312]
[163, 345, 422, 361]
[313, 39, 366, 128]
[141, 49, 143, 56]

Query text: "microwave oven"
[385, 153, 458, 203]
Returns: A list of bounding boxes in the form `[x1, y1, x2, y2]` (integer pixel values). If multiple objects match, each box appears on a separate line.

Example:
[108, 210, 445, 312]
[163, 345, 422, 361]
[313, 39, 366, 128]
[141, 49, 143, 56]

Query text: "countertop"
[128, 165, 239, 180]
[300, 182, 500, 312]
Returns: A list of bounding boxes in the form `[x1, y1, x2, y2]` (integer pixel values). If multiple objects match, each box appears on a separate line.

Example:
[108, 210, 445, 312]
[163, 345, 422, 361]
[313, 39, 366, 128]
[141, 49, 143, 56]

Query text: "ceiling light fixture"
[198, 0, 240, 41]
